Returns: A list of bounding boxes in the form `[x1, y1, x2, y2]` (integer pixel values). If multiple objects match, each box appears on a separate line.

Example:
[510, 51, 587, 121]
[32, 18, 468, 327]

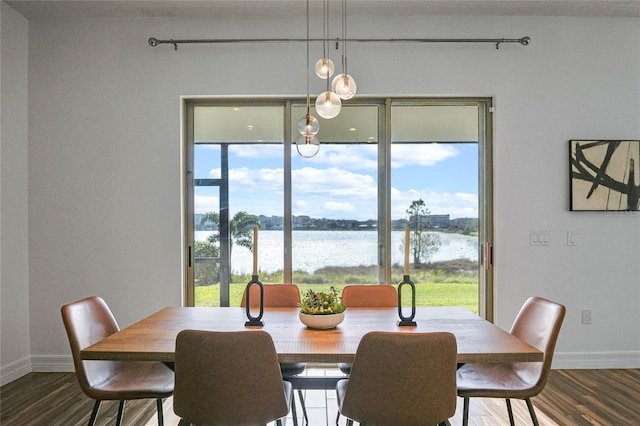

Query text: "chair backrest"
[340, 331, 457, 425]
[173, 329, 290, 424]
[60, 296, 121, 397]
[341, 284, 397, 307]
[240, 283, 301, 308]
[510, 296, 566, 394]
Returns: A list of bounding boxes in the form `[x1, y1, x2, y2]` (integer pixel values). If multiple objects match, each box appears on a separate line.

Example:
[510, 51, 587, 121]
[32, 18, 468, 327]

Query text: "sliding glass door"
[184, 98, 492, 317]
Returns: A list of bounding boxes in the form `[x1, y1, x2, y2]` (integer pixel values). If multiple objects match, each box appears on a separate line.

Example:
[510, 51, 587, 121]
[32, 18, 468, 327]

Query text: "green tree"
[404, 199, 441, 264]
[199, 211, 261, 256]
[193, 240, 219, 286]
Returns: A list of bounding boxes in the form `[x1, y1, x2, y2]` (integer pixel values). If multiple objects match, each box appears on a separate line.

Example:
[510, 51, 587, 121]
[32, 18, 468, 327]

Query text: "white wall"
[0, 1, 31, 385]
[1, 10, 638, 380]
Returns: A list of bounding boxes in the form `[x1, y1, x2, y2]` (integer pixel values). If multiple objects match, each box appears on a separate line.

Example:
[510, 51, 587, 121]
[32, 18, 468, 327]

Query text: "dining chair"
[61, 296, 174, 426]
[457, 296, 566, 426]
[173, 329, 292, 426]
[241, 283, 308, 426]
[340, 284, 398, 308]
[337, 285, 398, 376]
[336, 331, 457, 426]
[335, 284, 399, 424]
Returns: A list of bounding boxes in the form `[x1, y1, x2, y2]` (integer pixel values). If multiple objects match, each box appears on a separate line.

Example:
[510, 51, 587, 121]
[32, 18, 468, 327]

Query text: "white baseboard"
[3, 352, 639, 386]
[552, 351, 640, 369]
[30, 354, 75, 372]
[0, 356, 32, 386]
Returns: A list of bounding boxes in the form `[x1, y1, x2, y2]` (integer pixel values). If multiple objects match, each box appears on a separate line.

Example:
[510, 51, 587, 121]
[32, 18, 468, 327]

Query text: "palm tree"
[199, 211, 261, 256]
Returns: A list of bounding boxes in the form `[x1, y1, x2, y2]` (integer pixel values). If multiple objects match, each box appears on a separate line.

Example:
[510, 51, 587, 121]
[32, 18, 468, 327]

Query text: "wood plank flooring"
[2, 369, 639, 425]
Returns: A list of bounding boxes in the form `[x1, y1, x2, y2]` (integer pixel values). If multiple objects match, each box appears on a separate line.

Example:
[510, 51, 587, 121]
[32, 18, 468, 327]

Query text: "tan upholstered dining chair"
[340, 284, 398, 308]
[173, 329, 292, 426]
[336, 284, 399, 423]
[337, 285, 398, 376]
[61, 296, 174, 426]
[241, 283, 308, 426]
[457, 296, 566, 426]
[336, 331, 458, 426]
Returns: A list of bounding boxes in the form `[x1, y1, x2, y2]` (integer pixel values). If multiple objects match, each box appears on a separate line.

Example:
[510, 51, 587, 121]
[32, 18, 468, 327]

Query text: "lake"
[195, 230, 478, 274]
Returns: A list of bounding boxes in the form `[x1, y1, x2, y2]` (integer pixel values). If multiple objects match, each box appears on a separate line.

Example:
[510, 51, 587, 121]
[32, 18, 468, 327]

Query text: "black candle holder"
[244, 275, 264, 326]
[397, 274, 417, 326]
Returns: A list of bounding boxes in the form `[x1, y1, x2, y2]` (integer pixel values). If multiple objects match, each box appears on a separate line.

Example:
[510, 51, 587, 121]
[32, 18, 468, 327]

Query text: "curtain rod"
[148, 36, 530, 51]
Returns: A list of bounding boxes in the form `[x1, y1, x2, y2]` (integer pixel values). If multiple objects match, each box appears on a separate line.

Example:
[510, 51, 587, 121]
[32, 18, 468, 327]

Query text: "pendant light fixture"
[332, 0, 357, 99]
[297, 0, 320, 158]
[314, 0, 334, 80]
[315, 0, 341, 119]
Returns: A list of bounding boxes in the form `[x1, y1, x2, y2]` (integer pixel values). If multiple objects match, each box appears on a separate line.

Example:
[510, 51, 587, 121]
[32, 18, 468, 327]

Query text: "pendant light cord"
[306, 0, 311, 111]
[342, 0, 347, 76]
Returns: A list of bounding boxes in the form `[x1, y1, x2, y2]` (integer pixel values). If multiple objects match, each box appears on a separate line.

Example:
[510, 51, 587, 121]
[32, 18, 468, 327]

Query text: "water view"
[195, 230, 478, 274]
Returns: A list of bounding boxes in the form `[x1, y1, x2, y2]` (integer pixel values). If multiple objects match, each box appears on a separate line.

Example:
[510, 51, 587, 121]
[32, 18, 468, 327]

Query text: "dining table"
[81, 306, 542, 389]
[82, 306, 541, 363]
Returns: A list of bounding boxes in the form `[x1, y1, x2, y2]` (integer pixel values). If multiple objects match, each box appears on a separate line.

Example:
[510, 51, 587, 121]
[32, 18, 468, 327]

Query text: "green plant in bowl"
[299, 286, 346, 315]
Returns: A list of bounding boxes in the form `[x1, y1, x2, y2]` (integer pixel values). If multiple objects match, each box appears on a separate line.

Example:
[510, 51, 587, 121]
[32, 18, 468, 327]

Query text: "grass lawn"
[195, 282, 478, 313]
[194, 261, 479, 312]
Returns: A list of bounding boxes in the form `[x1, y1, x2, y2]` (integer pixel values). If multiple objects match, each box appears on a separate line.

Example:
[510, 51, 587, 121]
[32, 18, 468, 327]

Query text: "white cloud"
[324, 201, 356, 212]
[232, 144, 284, 159]
[228, 167, 284, 193]
[194, 194, 219, 214]
[293, 144, 378, 171]
[292, 167, 377, 219]
[391, 190, 478, 219]
[391, 144, 459, 168]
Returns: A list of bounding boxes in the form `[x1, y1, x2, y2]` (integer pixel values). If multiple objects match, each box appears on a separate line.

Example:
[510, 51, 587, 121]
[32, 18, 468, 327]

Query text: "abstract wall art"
[570, 140, 640, 211]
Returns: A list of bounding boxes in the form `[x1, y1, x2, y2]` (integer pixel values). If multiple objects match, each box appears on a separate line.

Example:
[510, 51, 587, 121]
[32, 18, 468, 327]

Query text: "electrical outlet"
[581, 309, 592, 324]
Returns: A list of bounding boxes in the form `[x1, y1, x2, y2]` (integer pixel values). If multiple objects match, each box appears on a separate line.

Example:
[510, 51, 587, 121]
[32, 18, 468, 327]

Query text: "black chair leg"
[297, 390, 309, 425]
[462, 397, 470, 426]
[156, 398, 164, 426]
[116, 400, 125, 426]
[87, 400, 101, 426]
[526, 398, 540, 426]
[506, 398, 515, 426]
[291, 392, 299, 426]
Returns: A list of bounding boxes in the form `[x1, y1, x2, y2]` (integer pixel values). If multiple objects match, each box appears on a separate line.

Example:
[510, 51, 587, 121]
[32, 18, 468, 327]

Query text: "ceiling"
[6, 0, 640, 19]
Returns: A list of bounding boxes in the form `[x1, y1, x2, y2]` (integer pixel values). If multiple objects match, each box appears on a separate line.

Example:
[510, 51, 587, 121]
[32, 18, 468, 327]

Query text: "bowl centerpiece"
[299, 286, 346, 329]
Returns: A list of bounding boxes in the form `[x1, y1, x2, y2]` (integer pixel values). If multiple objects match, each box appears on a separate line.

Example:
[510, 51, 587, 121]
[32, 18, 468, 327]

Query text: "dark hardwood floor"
[2, 369, 639, 425]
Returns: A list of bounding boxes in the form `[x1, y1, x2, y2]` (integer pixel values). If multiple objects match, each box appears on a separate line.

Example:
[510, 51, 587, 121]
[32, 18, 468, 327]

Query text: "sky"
[194, 142, 478, 221]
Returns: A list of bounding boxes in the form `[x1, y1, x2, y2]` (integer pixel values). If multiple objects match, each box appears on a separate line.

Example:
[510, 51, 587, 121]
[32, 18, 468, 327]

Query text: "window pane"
[291, 105, 379, 289]
[391, 104, 479, 312]
[195, 106, 283, 143]
[193, 105, 284, 307]
[228, 143, 284, 293]
[391, 105, 478, 142]
[194, 184, 220, 306]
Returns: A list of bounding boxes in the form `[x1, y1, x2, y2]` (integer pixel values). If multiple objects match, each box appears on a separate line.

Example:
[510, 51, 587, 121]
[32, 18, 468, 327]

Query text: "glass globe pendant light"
[315, 88, 342, 119]
[332, 0, 357, 100]
[296, 133, 320, 158]
[332, 73, 357, 99]
[297, 0, 320, 158]
[314, 0, 334, 80]
[297, 113, 319, 136]
[315, 58, 335, 80]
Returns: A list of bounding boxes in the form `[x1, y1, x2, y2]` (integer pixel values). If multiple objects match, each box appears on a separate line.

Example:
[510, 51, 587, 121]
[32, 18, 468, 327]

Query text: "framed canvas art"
[569, 140, 640, 211]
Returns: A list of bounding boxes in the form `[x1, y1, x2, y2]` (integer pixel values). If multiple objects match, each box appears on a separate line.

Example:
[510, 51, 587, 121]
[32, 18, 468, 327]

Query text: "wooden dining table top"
[81, 306, 543, 364]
